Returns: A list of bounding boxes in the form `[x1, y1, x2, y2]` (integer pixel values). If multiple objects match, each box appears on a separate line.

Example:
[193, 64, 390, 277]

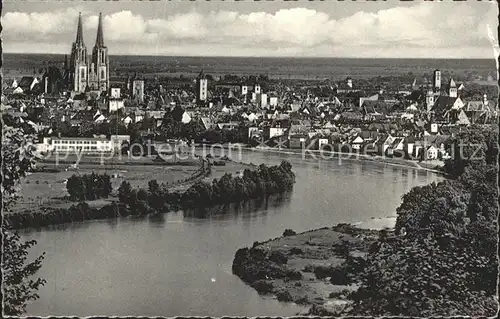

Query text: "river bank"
[214, 144, 446, 176]
[232, 223, 383, 315]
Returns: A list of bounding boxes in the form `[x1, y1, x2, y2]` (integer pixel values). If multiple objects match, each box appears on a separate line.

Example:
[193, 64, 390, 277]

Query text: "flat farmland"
[10, 159, 254, 214]
[11, 164, 200, 214]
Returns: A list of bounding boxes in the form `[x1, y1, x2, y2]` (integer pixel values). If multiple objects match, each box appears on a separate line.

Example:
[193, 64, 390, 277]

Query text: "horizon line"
[2, 52, 496, 60]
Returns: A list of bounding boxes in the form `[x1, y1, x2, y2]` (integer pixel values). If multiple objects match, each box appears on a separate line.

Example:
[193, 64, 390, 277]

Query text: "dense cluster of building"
[2, 13, 498, 162]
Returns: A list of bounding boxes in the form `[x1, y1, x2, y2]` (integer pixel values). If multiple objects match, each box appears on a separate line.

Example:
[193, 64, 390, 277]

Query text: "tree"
[66, 175, 86, 201]
[2, 232, 47, 315]
[2, 124, 46, 315]
[443, 125, 498, 178]
[351, 234, 497, 316]
[394, 180, 468, 238]
[148, 180, 160, 194]
[118, 181, 133, 204]
[171, 105, 185, 123]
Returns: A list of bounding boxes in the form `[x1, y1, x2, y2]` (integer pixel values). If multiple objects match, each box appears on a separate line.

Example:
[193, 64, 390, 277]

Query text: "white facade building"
[260, 93, 268, 108]
[110, 88, 121, 98]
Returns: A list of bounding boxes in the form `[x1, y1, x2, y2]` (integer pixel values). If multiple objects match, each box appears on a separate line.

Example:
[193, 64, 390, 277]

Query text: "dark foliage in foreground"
[345, 125, 499, 316]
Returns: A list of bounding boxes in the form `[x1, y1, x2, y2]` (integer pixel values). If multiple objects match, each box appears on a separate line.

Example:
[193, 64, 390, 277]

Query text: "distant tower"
[346, 77, 353, 88]
[433, 69, 441, 93]
[196, 69, 208, 104]
[88, 12, 109, 92]
[448, 78, 457, 98]
[426, 89, 435, 112]
[69, 12, 88, 93]
[254, 84, 261, 94]
[132, 79, 145, 103]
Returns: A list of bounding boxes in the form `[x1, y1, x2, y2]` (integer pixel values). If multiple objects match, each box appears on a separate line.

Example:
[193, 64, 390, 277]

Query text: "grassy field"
[11, 163, 199, 213]
[11, 159, 254, 214]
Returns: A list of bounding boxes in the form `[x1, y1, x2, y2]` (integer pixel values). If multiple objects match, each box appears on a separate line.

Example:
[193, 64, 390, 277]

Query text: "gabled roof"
[391, 137, 404, 147]
[455, 109, 470, 125]
[197, 69, 206, 80]
[18, 76, 36, 89]
[361, 100, 392, 114]
[359, 130, 379, 140]
[466, 101, 486, 112]
[431, 96, 458, 115]
[424, 135, 451, 146]
[449, 78, 456, 88]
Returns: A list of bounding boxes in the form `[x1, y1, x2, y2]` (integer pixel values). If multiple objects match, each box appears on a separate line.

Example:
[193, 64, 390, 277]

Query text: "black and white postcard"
[1, 0, 498, 317]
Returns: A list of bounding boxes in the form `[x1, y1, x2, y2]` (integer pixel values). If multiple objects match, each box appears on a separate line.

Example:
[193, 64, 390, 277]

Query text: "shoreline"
[232, 223, 382, 315]
[214, 144, 447, 176]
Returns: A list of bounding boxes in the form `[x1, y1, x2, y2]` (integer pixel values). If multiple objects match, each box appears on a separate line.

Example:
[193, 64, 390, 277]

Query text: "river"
[19, 150, 442, 316]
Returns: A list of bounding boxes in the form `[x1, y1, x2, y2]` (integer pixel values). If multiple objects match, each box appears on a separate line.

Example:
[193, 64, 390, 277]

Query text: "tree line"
[117, 161, 296, 213]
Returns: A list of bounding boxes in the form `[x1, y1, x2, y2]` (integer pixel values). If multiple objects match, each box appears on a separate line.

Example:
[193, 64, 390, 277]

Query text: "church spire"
[95, 12, 104, 47]
[75, 12, 84, 45]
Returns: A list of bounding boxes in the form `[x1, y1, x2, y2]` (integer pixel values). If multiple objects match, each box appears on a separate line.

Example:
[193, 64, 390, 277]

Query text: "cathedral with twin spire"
[67, 12, 109, 93]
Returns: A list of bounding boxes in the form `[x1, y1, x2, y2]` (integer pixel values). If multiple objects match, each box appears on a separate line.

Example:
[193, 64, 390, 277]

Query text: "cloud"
[2, 2, 497, 58]
[2, 7, 82, 35]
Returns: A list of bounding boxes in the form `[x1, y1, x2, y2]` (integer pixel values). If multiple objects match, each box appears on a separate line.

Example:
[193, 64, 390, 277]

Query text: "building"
[16, 76, 39, 93]
[45, 137, 112, 153]
[254, 84, 261, 94]
[196, 69, 208, 104]
[41, 67, 66, 94]
[108, 98, 124, 112]
[110, 88, 121, 98]
[426, 89, 436, 112]
[260, 93, 268, 108]
[448, 78, 457, 98]
[67, 12, 110, 93]
[241, 85, 248, 95]
[433, 69, 441, 92]
[132, 80, 144, 103]
[42, 135, 130, 154]
[270, 96, 278, 107]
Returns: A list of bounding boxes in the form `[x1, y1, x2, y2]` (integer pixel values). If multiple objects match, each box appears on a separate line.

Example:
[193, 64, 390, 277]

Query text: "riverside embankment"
[208, 143, 446, 176]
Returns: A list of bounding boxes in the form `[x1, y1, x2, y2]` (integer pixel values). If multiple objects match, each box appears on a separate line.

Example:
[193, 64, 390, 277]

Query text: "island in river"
[232, 223, 383, 315]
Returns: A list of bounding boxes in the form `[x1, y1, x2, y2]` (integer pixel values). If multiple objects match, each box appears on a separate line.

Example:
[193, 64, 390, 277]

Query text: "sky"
[2, 0, 499, 59]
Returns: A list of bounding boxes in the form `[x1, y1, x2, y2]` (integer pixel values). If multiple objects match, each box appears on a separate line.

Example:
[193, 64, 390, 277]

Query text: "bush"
[268, 250, 288, 265]
[283, 229, 296, 237]
[251, 280, 274, 294]
[276, 290, 293, 302]
[289, 247, 303, 255]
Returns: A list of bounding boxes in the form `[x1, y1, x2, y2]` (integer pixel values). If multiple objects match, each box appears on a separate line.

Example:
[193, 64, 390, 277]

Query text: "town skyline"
[2, 0, 498, 59]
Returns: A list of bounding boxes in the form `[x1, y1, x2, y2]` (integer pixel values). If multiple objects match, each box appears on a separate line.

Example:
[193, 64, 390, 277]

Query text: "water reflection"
[183, 192, 292, 220]
[148, 213, 166, 225]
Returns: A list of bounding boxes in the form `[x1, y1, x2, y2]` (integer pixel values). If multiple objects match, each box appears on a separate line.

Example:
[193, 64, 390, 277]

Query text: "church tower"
[196, 69, 208, 104]
[426, 89, 435, 113]
[448, 78, 457, 98]
[69, 13, 88, 93]
[433, 69, 441, 93]
[89, 12, 109, 92]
